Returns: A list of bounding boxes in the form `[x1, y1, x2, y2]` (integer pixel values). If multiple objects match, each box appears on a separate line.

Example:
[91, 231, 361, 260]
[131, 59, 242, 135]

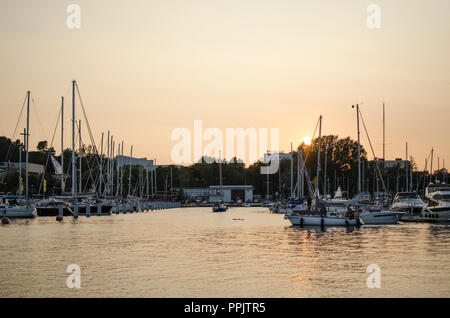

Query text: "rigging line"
[30, 95, 49, 143]
[4, 93, 28, 164]
[75, 83, 98, 153]
[75, 83, 102, 173]
[416, 149, 433, 192]
[75, 120, 97, 194]
[359, 109, 387, 192]
[38, 107, 62, 194]
[292, 116, 319, 196]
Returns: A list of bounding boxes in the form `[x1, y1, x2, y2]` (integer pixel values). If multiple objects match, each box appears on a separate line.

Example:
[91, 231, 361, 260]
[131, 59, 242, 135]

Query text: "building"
[182, 185, 254, 203]
[116, 155, 154, 170]
[208, 185, 254, 203]
[264, 152, 292, 162]
[0, 162, 45, 175]
[372, 158, 410, 169]
[182, 187, 210, 201]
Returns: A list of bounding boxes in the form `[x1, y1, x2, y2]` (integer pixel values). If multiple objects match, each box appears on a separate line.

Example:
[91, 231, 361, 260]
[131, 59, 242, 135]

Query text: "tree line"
[0, 135, 447, 199]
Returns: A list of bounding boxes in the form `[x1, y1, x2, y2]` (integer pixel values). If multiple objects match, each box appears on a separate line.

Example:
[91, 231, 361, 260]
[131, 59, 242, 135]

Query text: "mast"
[353, 104, 361, 195]
[79, 120, 82, 193]
[116, 143, 121, 197]
[405, 142, 408, 192]
[107, 131, 110, 194]
[99, 132, 104, 194]
[19, 145, 22, 196]
[315, 115, 322, 198]
[219, 150, 223, 202]
[25, 91, 30, 203]
[71, 80, 76, 198]
[323, 145, 328, 197]
[128, 145, 133, 196]
[290, 144, 293, 199]
[383, 102, 385, 161]
[297, 148, 300, 198]
[430, 148, 434, 184]
[61, 96, 64, 194]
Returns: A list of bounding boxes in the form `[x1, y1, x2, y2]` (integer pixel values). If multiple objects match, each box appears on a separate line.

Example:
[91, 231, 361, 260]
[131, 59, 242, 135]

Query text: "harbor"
[0, 206, 448, 298]
[1, 1, 449, 303]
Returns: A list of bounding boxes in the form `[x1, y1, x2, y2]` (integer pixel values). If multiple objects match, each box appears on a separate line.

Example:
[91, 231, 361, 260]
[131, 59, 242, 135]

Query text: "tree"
[37, 140, 48, 152]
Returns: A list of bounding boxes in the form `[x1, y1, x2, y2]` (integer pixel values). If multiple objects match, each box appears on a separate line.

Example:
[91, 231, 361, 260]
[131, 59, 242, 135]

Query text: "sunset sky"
[1, 0, 449, 169]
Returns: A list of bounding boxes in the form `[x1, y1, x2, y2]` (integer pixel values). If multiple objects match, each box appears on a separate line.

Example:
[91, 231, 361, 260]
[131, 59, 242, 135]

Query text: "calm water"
[0, 207, 449, 298]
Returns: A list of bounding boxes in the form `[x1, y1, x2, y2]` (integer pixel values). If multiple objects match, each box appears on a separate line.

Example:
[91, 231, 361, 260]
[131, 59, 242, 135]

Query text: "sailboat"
[1, 91, 37, 219]
[355, 104, 405, 224]
[212, 151, 227, 213]
[285, 115, 359, 227]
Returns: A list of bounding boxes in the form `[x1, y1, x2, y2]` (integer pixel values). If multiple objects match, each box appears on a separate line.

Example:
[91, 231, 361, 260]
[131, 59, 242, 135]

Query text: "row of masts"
[50, 80, 159, 199]
[277, 103, 443, 201]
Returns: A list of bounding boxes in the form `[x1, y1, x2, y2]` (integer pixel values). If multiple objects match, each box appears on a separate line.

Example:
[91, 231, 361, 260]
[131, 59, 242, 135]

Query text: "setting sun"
[304, 137, 312, 146]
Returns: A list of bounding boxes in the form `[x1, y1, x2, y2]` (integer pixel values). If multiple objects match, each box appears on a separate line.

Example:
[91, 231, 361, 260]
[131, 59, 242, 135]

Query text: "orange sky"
[1, 0, 449, 169]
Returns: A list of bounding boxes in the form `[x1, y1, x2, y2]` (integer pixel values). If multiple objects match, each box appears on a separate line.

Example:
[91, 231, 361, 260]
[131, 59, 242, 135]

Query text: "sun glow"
[304, 137, 312, 146]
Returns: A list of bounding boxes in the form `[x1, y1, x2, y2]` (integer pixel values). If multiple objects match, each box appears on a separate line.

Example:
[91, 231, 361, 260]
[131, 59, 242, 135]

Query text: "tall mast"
[71, 80, 76, 198]
[99, 132, 104, 194]
[219, 150, 223, 201]
[106, 131, 110, 194]
[116, 143, 121, 197]
[323, 146, 328, 196]
[25, 91, 30, 203]
[19, 145, 22, 196]
[79, 120, 82, 193]
[128, 145, 133, 196]
[315, 115, 322, 197]
[290, 148, 293, 199]
[405, 142, 408, 192]
[354, 104, 361, 195]
[430, 148, 434, 184]
[61, 96, 64, 194]
[383, 102, 385, 161]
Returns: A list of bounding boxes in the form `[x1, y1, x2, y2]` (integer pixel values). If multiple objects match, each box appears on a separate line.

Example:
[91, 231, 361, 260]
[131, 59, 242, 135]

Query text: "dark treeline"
[1, 135, 447, 199]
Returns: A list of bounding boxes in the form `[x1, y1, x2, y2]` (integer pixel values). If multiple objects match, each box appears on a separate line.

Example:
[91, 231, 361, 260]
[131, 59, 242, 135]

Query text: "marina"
[1, 1, 449, 302]
[0, 207, 448, 298]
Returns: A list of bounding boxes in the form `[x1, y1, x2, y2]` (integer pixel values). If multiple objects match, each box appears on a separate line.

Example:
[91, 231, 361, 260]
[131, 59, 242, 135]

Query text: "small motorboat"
[212, 203, 227, 212]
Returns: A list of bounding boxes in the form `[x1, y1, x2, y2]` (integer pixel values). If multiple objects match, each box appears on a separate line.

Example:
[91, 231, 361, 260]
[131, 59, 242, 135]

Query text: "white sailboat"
[356, 104, 403, 225]
[285, 115, 359, 227]
[1, 91, 37, 219]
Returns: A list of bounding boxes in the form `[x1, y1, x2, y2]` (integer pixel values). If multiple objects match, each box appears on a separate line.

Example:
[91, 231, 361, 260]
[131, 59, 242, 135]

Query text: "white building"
[208, 185, 254, 203]
[116, 155, 154, 170]
[182, 185, 254, 203]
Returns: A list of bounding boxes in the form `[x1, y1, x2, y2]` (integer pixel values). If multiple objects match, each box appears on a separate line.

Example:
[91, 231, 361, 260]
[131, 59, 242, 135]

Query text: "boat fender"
[56, 216, 63, 222]
[2, 217, 10, 225]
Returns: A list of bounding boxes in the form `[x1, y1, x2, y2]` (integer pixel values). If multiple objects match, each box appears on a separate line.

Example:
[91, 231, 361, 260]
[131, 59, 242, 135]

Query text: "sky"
[0, 0, 449, 169]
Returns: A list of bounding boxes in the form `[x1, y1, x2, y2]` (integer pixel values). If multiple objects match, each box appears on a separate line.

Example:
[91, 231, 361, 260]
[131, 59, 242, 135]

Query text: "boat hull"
[36, 207, 73, 217]
[360, 212, 402, 225]
[285, 215, 358, 226]
[0, 207, 37, 218]
[421, 208, 450, 222]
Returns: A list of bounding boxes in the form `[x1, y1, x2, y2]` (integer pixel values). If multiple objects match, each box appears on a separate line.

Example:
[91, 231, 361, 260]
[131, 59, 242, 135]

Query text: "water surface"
[0, 207, 449, 297]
